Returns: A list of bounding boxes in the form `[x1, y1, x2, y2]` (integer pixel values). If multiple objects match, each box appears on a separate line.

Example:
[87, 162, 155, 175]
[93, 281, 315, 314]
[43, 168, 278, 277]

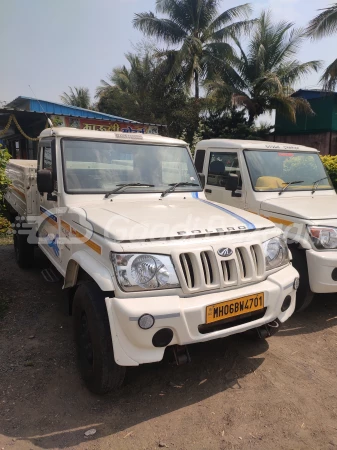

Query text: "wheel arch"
[64, 251, 115, 292]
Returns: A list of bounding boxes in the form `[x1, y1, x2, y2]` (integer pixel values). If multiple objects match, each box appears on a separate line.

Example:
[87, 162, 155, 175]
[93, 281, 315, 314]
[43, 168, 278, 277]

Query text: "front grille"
[177, 243, 265, 293]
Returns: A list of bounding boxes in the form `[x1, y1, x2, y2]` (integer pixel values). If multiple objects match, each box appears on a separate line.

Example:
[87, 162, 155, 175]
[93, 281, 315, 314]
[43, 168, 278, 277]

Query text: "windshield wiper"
[279, 180, 304, 196]
[312, 176, 328, 194]
[105, 183, 155, 198]
[161, 182, 199, 198]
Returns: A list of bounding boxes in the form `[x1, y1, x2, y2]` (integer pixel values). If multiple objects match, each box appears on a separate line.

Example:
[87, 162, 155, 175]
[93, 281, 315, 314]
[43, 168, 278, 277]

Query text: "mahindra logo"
[217, 247, 233, 257]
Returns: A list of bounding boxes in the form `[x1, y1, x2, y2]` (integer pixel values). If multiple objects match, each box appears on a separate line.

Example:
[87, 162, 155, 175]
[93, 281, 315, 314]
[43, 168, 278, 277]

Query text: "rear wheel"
[73, 282, 126, 394]
[290, 245, 314, 312]
[13, 225, 34, 269]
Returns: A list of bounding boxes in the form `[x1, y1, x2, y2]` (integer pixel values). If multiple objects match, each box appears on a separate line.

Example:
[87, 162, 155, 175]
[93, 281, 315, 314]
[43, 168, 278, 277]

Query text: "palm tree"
[96, 53, 158, 121]
[206, 11, 321, 124]
[306, 3, 337, 90]
[96, 51, 191, 126]
[60, 87, 92, 109]
[133, 0, 256, 99]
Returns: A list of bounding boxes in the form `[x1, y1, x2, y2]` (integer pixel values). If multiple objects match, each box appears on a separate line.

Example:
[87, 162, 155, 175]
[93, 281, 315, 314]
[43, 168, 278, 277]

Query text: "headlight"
[308, 226, 337, 249]
[263, 236, 289, 270]
[110, 253, 180, 292]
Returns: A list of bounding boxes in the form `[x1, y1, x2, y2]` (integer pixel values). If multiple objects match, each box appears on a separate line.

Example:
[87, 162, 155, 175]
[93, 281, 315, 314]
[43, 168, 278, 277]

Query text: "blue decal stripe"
[40, 206, 58, 223]
[191, 193, 255, 230]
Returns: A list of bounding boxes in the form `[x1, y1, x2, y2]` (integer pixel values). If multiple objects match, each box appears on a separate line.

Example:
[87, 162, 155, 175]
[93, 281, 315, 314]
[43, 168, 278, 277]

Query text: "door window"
[207, 152, 242, 188]
[43, 146, 52, 171]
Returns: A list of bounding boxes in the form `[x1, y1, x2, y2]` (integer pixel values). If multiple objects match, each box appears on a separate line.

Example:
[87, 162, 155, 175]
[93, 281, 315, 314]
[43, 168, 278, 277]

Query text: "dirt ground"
[1, 241, 337, 450]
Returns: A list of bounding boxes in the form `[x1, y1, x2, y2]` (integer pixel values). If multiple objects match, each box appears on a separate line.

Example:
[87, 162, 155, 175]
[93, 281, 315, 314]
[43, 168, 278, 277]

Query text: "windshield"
[62, 139, 201, 194]
[244, 150, 333, 192]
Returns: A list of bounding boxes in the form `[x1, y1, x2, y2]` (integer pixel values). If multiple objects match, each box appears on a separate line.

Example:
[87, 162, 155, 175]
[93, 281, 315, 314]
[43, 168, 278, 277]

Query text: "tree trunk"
[194, 70, 199, 99]
[248, 111, 255, 126]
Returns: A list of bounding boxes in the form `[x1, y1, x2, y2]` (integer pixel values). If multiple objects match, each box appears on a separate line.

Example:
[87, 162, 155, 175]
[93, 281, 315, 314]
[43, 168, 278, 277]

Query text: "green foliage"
[96, 51, 196, 137]
[202, 108, 274, 140]
[321, 155, 337, 190]
[190, 121, 205, 156]
[207, 11, 321, 123]
[60, 87, 92, 109]
[0, 145, 11, 234]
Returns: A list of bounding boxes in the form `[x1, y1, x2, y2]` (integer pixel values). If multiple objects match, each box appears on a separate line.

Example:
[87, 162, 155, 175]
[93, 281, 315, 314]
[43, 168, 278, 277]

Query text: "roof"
[291, 89, 337, 100]
[40, 126, 185, 145]
[4, 96, 161, 125]
[197, 139, 318, 152]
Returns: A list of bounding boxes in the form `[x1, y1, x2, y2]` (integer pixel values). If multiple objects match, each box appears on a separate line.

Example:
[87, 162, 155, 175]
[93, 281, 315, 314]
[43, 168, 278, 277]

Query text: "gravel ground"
[1, 241, 337, 450]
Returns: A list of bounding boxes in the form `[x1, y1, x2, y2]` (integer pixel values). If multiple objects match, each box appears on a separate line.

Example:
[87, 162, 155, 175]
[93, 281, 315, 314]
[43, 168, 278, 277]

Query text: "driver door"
[38, 139, 61, 263]
[204, 150, 245, 209]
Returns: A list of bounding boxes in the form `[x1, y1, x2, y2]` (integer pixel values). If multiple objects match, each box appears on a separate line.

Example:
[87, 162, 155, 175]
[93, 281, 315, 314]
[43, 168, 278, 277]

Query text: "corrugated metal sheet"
[5, 96, 140, 123]
[275, 90, 337, 134]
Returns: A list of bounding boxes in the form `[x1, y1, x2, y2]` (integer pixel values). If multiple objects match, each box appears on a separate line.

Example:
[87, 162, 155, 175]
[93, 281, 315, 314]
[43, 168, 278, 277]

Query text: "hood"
[261, 195, 337, 220]
[80, 197, 272, 242]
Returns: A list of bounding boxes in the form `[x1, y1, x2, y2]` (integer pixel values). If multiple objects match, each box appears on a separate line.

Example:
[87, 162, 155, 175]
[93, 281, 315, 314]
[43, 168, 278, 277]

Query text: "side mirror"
[37, 169, 53, 194]
[198, 173, 205, 189]
[225, 173, 239, 192]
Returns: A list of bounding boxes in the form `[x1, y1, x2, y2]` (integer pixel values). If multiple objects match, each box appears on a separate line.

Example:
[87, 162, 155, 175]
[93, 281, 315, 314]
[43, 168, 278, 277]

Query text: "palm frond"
[306, 3, 337, 39]
[133, 12, 186, 43]
[60, 87, 91, 109]
[209, 18, 257, 42]
[321, 57, 337, 90]
[277, 60, 322, 85]
[206, 3, 252, 33]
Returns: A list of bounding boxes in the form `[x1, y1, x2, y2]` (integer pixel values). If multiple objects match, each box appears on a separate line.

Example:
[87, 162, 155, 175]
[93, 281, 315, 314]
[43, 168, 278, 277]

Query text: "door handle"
[205, 189, 212, 193]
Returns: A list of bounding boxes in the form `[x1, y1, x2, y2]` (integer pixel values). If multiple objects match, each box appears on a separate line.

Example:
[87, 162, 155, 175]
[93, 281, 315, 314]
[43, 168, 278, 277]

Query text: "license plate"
[205, 293, 265, 324]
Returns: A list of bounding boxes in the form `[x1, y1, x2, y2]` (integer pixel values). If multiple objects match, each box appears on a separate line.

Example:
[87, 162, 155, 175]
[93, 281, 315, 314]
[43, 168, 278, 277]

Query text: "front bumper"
[306, 249, 337, 293]
[105, 264, 298, 366]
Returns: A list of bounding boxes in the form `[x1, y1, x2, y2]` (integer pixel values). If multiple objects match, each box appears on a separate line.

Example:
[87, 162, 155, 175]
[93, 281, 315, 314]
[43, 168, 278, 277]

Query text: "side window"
[207, 152, 242, 188]
[195, 150, 205, 173]
[43, 146, 52, 171]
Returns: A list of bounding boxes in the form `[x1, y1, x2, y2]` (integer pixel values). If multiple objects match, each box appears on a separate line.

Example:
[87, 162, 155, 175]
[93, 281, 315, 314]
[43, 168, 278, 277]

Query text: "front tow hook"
[256, 319, 281, 339]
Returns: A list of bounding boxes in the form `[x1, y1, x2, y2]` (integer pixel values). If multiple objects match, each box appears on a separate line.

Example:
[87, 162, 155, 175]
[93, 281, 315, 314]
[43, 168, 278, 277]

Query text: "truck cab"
[5, 129, 299, 394]
[195, 139, 337, 310]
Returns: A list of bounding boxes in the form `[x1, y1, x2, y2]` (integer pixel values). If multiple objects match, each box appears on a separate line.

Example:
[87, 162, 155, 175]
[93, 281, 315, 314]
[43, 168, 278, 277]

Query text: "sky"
[0, 0, 336, 109]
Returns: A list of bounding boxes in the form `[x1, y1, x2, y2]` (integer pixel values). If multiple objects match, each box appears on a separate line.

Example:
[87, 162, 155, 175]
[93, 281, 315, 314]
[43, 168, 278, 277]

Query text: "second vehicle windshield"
[62, 139, 201, 194]
[244, 150, 333, 192]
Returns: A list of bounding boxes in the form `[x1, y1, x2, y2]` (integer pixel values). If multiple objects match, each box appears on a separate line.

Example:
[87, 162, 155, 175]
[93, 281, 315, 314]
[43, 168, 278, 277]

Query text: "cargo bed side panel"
[5, 160, 39, 220]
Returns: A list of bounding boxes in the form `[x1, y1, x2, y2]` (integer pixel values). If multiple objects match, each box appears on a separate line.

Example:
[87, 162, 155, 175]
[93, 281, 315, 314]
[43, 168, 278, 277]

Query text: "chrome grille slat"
[178, 243, 265, 293]
[201, 251, 211, 285]
[180, 253, 193, 289]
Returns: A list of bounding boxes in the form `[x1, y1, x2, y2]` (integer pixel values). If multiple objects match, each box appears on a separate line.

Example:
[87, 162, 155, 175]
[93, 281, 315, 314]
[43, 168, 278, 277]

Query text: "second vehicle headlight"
[308, 226, 337, 249]
[263, 236, 289, 270]
[110, 253, 180, 292]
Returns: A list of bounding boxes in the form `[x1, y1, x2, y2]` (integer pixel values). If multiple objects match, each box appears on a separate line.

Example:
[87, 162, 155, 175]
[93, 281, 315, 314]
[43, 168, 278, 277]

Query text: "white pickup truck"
[195, 139, 337, 311]
[5, 128, 299, 394]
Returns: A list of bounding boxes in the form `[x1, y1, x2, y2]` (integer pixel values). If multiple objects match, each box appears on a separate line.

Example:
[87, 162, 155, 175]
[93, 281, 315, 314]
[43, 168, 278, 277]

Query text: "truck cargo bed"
[5, 160, 39, 219]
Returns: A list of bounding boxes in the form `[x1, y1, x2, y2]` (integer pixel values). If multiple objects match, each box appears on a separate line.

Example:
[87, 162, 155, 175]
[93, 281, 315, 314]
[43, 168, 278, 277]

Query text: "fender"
[64, 250, 115, 292]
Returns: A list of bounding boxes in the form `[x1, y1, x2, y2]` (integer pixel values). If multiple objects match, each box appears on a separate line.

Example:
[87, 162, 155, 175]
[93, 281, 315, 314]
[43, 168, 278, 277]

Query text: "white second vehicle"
[5, 128, 298, 393]
[195, 139, 337, 310]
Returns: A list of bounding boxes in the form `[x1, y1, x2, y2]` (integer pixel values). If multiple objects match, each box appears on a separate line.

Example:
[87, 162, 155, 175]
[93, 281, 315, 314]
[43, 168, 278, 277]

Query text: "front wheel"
[290, 245, 314, 312]
[73, 282, 126, 394]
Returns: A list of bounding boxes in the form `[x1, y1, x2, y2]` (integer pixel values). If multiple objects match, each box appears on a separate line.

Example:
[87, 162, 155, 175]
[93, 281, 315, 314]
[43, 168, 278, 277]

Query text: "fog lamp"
[138, 314, 155, 330]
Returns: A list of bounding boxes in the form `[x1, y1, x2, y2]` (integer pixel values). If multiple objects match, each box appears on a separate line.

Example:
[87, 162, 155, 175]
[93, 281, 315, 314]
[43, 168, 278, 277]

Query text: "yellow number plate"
[206, 293, 265, 324]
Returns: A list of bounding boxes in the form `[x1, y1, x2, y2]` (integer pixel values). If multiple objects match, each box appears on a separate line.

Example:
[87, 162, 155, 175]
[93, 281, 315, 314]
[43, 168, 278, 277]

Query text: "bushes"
[0, 145, 11, 235]
[321, 155, 337, 190]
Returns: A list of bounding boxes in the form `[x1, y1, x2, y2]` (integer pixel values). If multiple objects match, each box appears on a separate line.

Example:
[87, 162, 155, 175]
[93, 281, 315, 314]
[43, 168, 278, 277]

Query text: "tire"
[290, 245, 314, 312]
[13, 227, 34, 269]
[73, 282, 126, 394]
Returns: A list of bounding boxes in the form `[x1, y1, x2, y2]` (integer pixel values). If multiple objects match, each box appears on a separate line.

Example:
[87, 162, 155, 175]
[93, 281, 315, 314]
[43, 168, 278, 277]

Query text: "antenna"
[28, 85, 54, 128]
